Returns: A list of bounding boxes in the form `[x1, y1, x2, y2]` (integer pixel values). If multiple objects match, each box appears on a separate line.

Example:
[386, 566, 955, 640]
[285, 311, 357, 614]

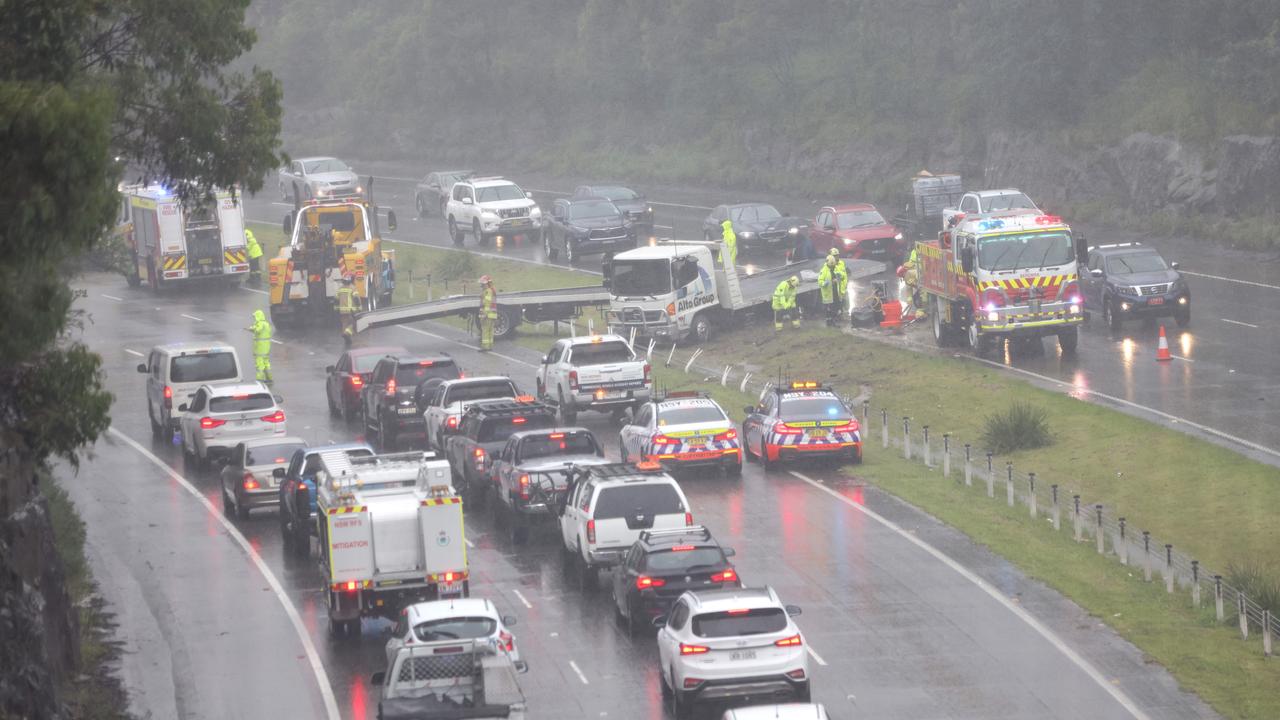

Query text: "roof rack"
[465, 399, 554, 416]
[638, 526, 713, 544]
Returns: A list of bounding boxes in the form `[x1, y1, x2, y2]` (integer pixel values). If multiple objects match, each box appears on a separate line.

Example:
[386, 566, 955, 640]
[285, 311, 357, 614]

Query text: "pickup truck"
[443, 399, 557, 506]
[489, 427, 609, 543]
[941, 188, 1040, 231]
[371, 641, 527, 720]
[421, 376, 521, 452]
[535, 334, 652, 424]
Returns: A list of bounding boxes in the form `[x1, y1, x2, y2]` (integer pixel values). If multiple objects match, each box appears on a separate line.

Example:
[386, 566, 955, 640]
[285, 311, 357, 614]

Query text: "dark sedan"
[703, 203, 809, 258]
[543, 197, 636, 264]
[324, 345, 408, 421]
[415, 170, 472, 217]
[573, 185, 654, 235]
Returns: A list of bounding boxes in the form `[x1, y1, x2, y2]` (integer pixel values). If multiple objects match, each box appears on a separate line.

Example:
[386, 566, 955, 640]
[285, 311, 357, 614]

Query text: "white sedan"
[385, 598, 521, 671]
[178, 382, 286, 472]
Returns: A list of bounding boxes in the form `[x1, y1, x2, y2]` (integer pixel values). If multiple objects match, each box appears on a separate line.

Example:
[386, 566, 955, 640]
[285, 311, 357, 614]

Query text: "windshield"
[692, 608, 787, 638]
[441, 172, 469, 186]
[476, 184, 526, 203]
[352, 354, 385, 373]
[594, 484, 685, 519]
[780, 394, 849, 419]
[304, 159, 349, 174]
[569, 201, 618, 220]
[730, 204, 781, 224]
[395, 361, 460, 386]
[519, 432, 598, 459]
[978, 232, 1073, 272]
[837, 209, 885, 229]
[445, 380, 518, 404]
[210, 393, 274, 413]
[246, 442, 305, 467]
[657, 403, 727, 426]
[611, 259, 671, 296]
[479, 414, 554, 442]
[412, 616, 496, 642]
[984, 193, 1037, 212]
[570, 341, 633, 365]
[1107, 253, 1168, 274]
[169, 352, 238, 383]
[643, 547, 725, 572]
[595, 186, 638, 201]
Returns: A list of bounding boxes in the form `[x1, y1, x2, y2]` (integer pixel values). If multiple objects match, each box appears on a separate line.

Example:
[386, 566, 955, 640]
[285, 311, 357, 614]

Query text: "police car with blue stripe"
[619, 391, 743, 477]
[742, 381, 861, 469]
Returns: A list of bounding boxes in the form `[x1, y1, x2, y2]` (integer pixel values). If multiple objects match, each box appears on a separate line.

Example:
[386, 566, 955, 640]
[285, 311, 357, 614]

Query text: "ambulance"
[117, 184, 248, 288]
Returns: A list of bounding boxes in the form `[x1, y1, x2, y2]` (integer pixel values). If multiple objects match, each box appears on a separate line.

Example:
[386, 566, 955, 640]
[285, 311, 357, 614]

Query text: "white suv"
[444, 176, 543, 246]
[178, 381, 286, 472]
[656, 586, 808, 719]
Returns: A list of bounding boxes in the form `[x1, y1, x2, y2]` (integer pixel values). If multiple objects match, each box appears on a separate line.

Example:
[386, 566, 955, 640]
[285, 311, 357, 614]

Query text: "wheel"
[760, 437, 775, 470]
[493, 308, 513, 339]
[625, 597, 640, 637]
[690, 312, 712, 343]
[448, 217, 462, 245]
[559, 390, 577, 424]
[725, 458, 743, 477]
[291, 514, 310, 558]
[660, 666, 673, 700]
[671, 685, 691, 720]
[343, 618, 361, 637]
[1057, 326, 1079, 354]
[341, 397, 354, 424]
[577, 552, 597, 592]
[468, 477, 488, 509]
[742, 426, 756, 461]
[126, 250, 142, 287]
[544, 230, 559, 260]
[416, 195, 426, 218]
[968, 318, 996, 358]
[565, 239, 577, 265]
[279, 506, 293, 547]
[1104, 299, 1122, 334]
[795, 682, 811, 702]
[379, 415, 396, 451]
[473, 219, 486, 246]
[931, 296, 950, 346]
[327, 388, 340, 417]
[1174, 304, 1191, 328]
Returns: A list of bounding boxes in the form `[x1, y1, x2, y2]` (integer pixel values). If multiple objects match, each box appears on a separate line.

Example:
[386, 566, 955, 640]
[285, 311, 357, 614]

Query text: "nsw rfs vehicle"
[117, 184, 249, 289]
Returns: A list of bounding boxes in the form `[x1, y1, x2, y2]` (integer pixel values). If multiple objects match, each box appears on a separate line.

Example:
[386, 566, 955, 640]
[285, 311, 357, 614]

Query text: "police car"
[618, 391, 742, 477]
[741, 381, 861, 468]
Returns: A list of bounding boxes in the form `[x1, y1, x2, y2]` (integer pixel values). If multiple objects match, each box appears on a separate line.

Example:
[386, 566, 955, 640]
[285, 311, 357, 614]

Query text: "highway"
[65, 270, 1221, 719]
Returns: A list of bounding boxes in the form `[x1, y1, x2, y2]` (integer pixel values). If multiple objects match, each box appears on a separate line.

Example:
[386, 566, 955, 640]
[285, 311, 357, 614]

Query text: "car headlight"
[788, 227, 800, 235]
[481, 211, 499, 220]
[529, 206, 542, 218]
[894, 232, 904, 241]
[355, 185, 363, 195]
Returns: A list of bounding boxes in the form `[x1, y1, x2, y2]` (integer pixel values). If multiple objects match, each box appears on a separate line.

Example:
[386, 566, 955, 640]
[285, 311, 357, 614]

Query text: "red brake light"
[163, 385, 173, 409]
[345, 581, 357, 592]
[586, 519, 596, 544]
[242, 473, 260, 490]
[636, 575, 666, 590]
[473, 448, 485, 458]
[261, 410, 285, 423]
[386, 377, 397, 396]
[1035, 215, 1063, 225]
[232, 393, 249, 400]
[350, 375, 364, 388]
[670, 545, 695, 552]
[446, 415, 459, 429]
[568, 370, 579, 390]
[774, 422, 803, 435]
[511, 417, 526, 424]
[727, 608, 751, 615]
[711, 568, 737, 583]
[548, 432, 565, 439]
[775, 634, 803, 647]
[713, 429, 737, 441]
[679, 643, 709, 655]
[518, 474, 530, 500]
[684, 512, 693, 526]
[199, 417, 225, 430]
[419, 360, 434, 366]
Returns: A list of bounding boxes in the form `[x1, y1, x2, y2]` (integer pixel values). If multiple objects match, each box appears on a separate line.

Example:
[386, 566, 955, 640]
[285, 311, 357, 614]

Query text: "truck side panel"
[418, 499, 467, 576]
[326, 507, 375, 583]
[158, 202, 184, 255]
[916, 240, 957, 299]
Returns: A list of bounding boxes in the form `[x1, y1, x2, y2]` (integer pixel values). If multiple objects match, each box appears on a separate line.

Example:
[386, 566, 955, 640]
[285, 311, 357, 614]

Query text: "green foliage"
[980, 402, 1052, 455]
[5, 342, 113, 471]
[434, 251, 479, 285]
[1226, 560, 1280, 619]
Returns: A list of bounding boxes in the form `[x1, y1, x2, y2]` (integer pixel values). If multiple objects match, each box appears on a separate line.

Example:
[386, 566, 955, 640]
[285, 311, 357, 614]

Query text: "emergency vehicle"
[117, 184, 248, 288]
[619, 391, 742, 476]
[269, 198, 397, 324]
[916, 212, 1088, 356]
[312, 449, 467, 637]
[741, 381, 861, 468]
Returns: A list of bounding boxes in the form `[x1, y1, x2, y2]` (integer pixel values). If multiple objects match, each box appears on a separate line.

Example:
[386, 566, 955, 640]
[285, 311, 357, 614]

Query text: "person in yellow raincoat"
[335, 274, 359, 346]
[771, 276, 800, 330]
[478, 275, 497, 350]
[247, 309, 273, 383]
[245, 228, 263, 283]
[818, 251, 849, 326]
[720, 219, 737, 268]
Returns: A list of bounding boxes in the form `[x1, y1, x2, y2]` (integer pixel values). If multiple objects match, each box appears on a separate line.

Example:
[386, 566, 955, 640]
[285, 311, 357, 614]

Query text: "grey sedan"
[219, 436, 306, 519]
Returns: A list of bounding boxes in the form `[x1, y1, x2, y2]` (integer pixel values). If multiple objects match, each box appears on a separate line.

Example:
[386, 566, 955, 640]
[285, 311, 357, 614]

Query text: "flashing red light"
[684, 512, 693, 526]
[586, 519, 596, 544]
[713, 429, 737, 441]
[443, 571, 455, 582]
[385, 377, 397, 396]
[511, 417, 527, 424]
[200, 417, 225, 430]
[981, 288, 1006, 309]
[350, 375, 364, 388]
[473, 448, 485, 458]
[670, 545, 695, 552]
[548, 433, 565, 439]
[679, 643, 709, 655]
[653, 434, 675, 445]
[163, 385, 173, 409]
[261, 410, 285, 423]
[775, 634, 803, 647]
[1035, 215, 1063, 225]
[345, 581, 357, 591]
[774, 422, 803, 435]
[242, 473, 260, 490]
[636, 575, 666, 590]
[711, 568, 737, 583]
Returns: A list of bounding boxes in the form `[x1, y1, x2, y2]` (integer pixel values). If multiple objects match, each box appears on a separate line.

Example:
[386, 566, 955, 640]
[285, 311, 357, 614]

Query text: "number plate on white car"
[398, 407, 417, 415]
[438, 579, 464, 597]
[730, 650, 757, 661]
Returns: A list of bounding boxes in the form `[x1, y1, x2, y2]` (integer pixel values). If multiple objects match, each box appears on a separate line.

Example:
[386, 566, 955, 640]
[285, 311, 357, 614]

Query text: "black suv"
[543, 197, 635, 264]
[610, 526, 739, 637]
[1082, 243, 1190, 333]
[572, 185, 653, 236]
[361, 353, 461, 450]
[443, 398, 557, 504]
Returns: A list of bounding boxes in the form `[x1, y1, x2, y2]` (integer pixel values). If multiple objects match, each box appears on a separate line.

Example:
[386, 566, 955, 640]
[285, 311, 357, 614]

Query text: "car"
[807, 203, 907, 265]
[218, 436, 306, 519]
[703, 203, 808, 257]
[741, 381, 861, 468]
[177, 381, 286, 471]
[557, 461, 694, 589]
[385, 598, 521, 671]
[415, 169, 472, 217]
[324, 345, 408, 421]
[612, 526, 739, 637]
[443, 398, 557, 504]
[572, 184, 654, 234]
[536, 334, 653, 424]
[721, 703, 830, 720]
[543, 197, 636, 264]
[444, 176, 543, 246]
[361, 352, 462, 451]
[942, 188, 1040, 229]
[1082, 242, 1191, 332]
[656, 587, 808, 718]
[277, 156, 361, 201]
[489, 427, 609, 543]
[138, 341, 242, 437]
[420, 376, 521, 452]
[619, 391, 742, 477]
[276, 442, 374, 555]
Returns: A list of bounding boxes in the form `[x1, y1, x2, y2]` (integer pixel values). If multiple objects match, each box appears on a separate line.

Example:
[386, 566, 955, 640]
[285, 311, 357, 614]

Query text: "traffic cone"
[1155, 324, 1172, 362]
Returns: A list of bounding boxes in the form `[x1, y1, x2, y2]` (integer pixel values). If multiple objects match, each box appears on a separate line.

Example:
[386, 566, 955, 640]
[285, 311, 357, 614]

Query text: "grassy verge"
[45, 481, 130, 719]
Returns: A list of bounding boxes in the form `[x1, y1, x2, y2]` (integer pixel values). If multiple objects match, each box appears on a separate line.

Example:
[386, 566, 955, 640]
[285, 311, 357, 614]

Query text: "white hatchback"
[178, 382, 286, 471]
[656, 586, 808, 719]
[385, 598, 521, 670]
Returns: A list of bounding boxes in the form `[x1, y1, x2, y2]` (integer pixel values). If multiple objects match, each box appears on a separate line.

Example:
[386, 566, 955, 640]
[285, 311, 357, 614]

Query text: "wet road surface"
[66, 271, 1220, 719]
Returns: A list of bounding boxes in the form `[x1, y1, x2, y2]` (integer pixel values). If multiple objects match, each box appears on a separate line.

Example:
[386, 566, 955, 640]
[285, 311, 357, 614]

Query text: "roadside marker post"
[964, 444, 972, 486]
[1191, 561, 1200, 607]
[1118, 518, 1128, 564]
[922, 426, 931, 467]
[903, 417, 911, 460]
[1264, 610, 1273, 657]
[1215, 575, 1224, 621]
[1239, 594, 1249, 640]
[986, 453, 994, 498]
[1096, 505, 1106, 555]
[1027, 472, 1037, 518]
[942, 434, 951, 478]
[1051, 485, 1060, 531]
[881, 409, 889, 449]
[1142, 532, 1152, 581]
[1006, 463, 1014, 507]
[1073, 496, 1083, 542]
[1165, 544, 1174, 593]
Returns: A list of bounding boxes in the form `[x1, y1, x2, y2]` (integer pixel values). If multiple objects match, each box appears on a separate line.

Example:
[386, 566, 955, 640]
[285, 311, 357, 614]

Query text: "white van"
[137, 342, 242, 436]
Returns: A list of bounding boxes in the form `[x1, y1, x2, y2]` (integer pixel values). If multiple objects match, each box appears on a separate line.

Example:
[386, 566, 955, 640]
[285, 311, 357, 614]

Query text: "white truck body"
[375, 641, 527, 720]
[119, 184, 248, 286]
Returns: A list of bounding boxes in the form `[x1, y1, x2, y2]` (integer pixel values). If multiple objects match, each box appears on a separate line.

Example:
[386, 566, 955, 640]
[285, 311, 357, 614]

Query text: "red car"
[807, 203, 907, 265]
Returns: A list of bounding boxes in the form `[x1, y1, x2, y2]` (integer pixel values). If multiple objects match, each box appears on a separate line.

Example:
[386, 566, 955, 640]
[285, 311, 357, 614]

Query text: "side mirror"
[1074, 232, 1088, 265]
[1089, 268, 1103, 278]
[785, 604, 802, 617]
[461, 197, 474, 205]
[514, 660, 529, 674]
[723, 547, 735, 557]
[387, 210, 397, 232]
[326, 365, 336, 373]
[525, 191, 534, 199]
[177, 403, 189, 412]
[273, 467, 286, 478]
[273, 394, 284, 404]
[651, 616, 667, 628]
[502, 615, 517, 626]
[1170, 261, 1180, 270]
[743, 406, 755, 416]
[369, 672, 385, 686]
[960, 246, 975, 274]
[541, 355, 549, 364]
[136, 363, 148, 373]
[283, 213, 293, 235]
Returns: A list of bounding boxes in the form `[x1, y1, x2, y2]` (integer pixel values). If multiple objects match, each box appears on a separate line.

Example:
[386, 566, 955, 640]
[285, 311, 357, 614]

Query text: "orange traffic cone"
[1156, 324, 1172, 362]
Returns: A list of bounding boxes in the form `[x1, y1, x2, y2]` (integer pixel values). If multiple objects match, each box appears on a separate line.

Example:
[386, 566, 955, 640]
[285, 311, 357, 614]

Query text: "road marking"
[654, 224, 674, 230]
[107, 428, 341, 720]
[102, 294, 123, 302]
[240, 286, 269, 295]
[806, 644, 828, 666]
[512, 588, 533, 609]
[568, 659, 590, 685]
[787, 470, 1150, 720]
[124, 348, 145, 357]
[271, 339, 284, 345]
[464, 537, 476, 548]
[396, 326, 534, 368]
[1181, 270, 1280, 291]
[1170, 354, 1194, 362]
[180, 313, 204, 322]
[1220, 318, 1259, 329]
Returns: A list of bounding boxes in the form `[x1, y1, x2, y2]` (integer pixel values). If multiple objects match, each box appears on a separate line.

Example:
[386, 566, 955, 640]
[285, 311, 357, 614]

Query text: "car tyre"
[148, 402, 163, 438]
[234, 492, 250, 521]
[625, 597, 640, 637]
[544, 230, 559, 260]
[760, 437, 775, 470]
[660, 667, 673, 700]
[577, 551, 597, 592]
[565, 239, 577, 265]
[725, 458, 743, 477]
[221, 486, 233, 516]
[473, 219, 486, 246]
[291, 516, 310, 558]
[795, 682, 811, 702]
[1104, 299, 1122, 334]
[379, 415, 396, 452]
[559, 390, 577, 425]
[1057, 326, 1079, 354]
[448, 217, 462, 246]
[327, 389, 340, 417]
[690, 312, 712, 343]
[671, 685, 692, 720]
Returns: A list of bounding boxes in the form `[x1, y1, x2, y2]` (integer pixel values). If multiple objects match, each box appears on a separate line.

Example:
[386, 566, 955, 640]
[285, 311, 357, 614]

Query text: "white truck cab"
[444, 176, 543, 246]
[536, 334, 652, 423]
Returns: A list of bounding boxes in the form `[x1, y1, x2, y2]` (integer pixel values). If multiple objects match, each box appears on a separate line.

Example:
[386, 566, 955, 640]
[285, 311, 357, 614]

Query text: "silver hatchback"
[219, 436, 306, 519]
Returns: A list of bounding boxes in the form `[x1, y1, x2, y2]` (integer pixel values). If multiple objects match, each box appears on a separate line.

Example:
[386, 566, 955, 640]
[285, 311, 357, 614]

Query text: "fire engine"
[117, 184, 249, 289]
[917, 212, 1088, 356]
[268, 197, 398, 324]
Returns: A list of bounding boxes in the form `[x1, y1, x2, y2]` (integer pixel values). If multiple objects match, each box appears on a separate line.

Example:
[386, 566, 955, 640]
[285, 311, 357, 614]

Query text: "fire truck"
[117, 184, 249, 289]
[917, 212, 1088, 356]
[312, 449, 468, 637]
[268, 197, 398, 325]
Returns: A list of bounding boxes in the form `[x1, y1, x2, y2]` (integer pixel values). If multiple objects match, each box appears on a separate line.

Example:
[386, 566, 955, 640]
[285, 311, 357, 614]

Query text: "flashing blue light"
[827, 406, 840, 416]
[978, 219, 1005, 231]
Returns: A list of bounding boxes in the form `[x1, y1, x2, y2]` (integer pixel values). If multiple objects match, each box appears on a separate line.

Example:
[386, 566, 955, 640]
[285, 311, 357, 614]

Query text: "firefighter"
[335, 274, 358, 346]
[898, 252, 926, 321]
[720, 219, 737, 268]
[247, 309, 273, 384]
[771, 275, 800, 331]
[245, 228, 263, 283]
[818, 250, 849, 326]
[478, 275, 497, 351]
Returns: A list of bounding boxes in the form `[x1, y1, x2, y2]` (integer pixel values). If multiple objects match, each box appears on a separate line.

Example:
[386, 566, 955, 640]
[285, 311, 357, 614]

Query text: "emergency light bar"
[660, 390, 706, 401]
[789, 381, 820, 389]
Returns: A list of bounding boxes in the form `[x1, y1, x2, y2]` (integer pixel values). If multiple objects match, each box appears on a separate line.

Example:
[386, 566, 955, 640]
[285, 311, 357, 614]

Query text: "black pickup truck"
[443, 399, 556, 506]
[488, 427, 609, 543]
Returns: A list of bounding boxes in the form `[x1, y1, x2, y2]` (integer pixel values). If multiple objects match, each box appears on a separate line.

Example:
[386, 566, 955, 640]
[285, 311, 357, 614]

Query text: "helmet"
[788, 275, 799, 286]
[827, 247, 840, 257]
[479, 275, 492, 285]
[825, 255, 837, 266]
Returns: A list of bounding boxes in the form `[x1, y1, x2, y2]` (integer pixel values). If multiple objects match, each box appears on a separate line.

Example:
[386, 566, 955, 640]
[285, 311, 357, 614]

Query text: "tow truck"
[117, 184, 249, 289]
[311, 449, 467, 637]
[916, 212, 1088, 356]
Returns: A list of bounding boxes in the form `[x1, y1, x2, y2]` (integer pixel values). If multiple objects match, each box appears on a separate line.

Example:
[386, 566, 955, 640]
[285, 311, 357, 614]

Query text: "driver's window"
[762, 394, 777, 416]
[672, 258, 699, 288]
[818, 211, 833, 229]
[961, 196, 977, 213]
[336, 355, 350, 372]
[188, 389, 207, 413]
[669, 601, 689, 630]
[1088, 252, 1102, 272]
[547, 344, 563, 364]
[577, 483, 593, 512]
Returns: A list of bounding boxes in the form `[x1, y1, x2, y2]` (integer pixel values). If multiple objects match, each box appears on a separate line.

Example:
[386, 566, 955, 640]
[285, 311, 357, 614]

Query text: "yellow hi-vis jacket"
[335, 285, 358, 314]
[250, 309, 273, 355]
[245, 230, 263, 260]
[772, 280, 796, 311]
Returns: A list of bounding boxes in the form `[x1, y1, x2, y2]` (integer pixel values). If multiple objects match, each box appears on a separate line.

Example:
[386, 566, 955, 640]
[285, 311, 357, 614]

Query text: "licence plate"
[438, 580, 463, 597]
[398, 407, 417, 415]
[198, 258, 212, 265]
[604, 390, 626, 399]
[809, 428, 828, 438]
[687, 438, 706, 447]
[1148, 297, 1164, 305]
[730, 650, 757, 661]
[236, 419, 253, 427]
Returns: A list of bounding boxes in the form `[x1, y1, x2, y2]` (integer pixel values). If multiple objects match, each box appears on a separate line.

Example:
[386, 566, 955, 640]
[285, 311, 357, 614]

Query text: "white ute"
[372, 639, 527, 720]
[536, 334, 652, 424]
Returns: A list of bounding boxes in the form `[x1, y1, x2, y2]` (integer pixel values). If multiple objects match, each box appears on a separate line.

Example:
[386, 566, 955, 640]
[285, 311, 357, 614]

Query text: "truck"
[311, 449, 468, 637]
[890, 172, 963, 241]
[940, 188, 1041, 232]
[443, 398, 557, 505]
[536, 334, 652, 423]
[916, 212, 1088, 357]
[371, 640, 527, 720]
[268, 194, 398, 325]
[117, 184, 249, 289]
[489, 427, 609, 544]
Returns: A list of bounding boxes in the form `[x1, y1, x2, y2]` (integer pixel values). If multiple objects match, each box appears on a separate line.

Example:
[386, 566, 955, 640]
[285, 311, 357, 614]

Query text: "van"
[138, 341, 242, 436]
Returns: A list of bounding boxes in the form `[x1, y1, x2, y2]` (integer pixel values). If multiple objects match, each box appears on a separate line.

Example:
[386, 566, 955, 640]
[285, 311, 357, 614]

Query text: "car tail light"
[653, 434, 675, 446]
[511, 416, 526, 424]
[679, 643, 708, 655]
[775, 634, 803, 647]
[518, 474, 530, 500]
[786, 668, 806, 680]
[498, 630, 513, 652]
[635, 575, 666, 590]
[163, 385, 173, 409]
[350, 375, 363, 388]
[443, 571, 456, 582]
[261, 410, 285, 423]
[199, 417, 225, 430]
[586, 519, 596, 544]
[670, 545, 695, 552]
[713, 429, 737, 441]
[683, 678, 703, 688]
[643, 362, 651, 384]
[711, 568, 737, 583]
[568, 370, 579, 390]
[446, 415, 459, 429]
[684, 512, 693, 526]
[773, 422, 802, 435]
[831, 420, 859, 433]
[473, 448, 486, 470]
[385, 377, 397, 396]
[242, 473, 260, 490]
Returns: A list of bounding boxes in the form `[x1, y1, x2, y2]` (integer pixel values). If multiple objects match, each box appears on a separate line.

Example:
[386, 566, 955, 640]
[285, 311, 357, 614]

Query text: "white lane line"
[1220, 318, 1260, 329]
[806, 644, 828, 666]
[180, 313, 204, 322]
[271, 339, 285, 345]
[654, 224, 674, 230]
[568, 659, 590, 685]
[1181, 270, 1280, 291]
[107, 428, 341, 720]
[511, 588, 533, 609]
[102, 294, 123, 302]
[124, 348, 145, 357]
[396, 326, 534, 368]
[1171, 354, 1194, 363]
[787, 470, 1150, 720]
